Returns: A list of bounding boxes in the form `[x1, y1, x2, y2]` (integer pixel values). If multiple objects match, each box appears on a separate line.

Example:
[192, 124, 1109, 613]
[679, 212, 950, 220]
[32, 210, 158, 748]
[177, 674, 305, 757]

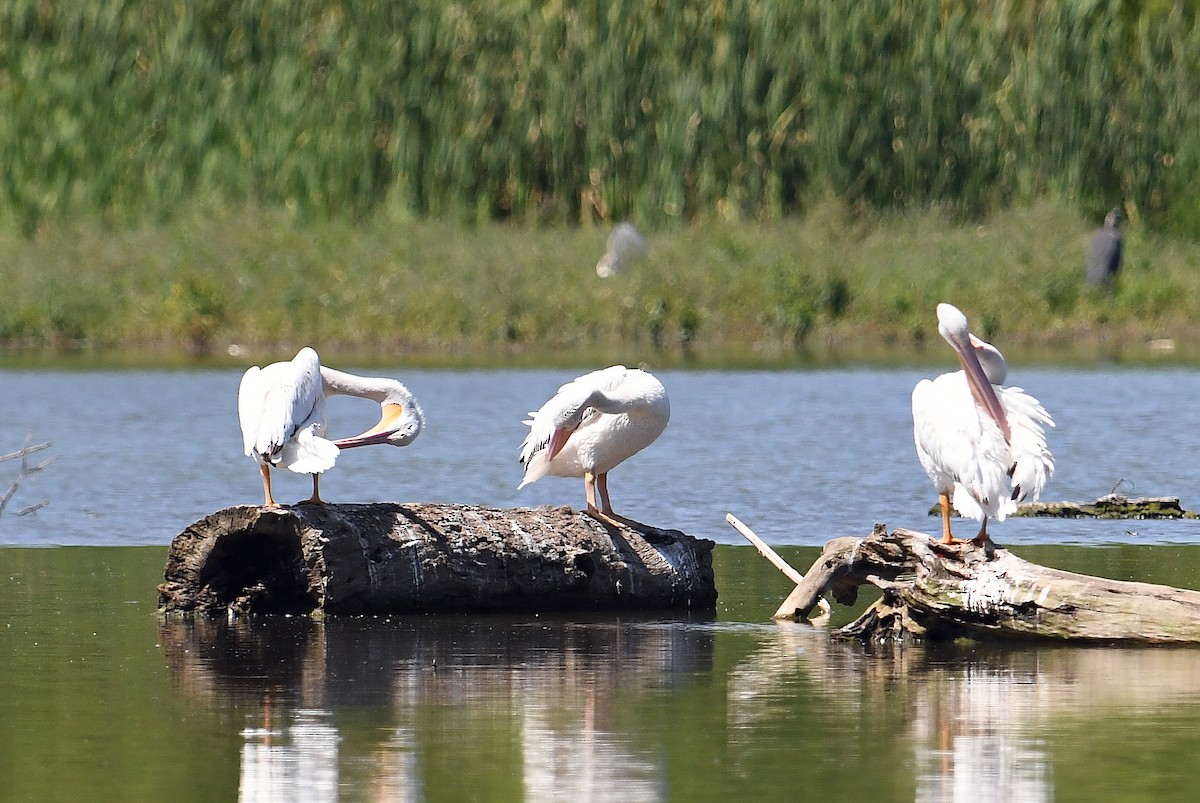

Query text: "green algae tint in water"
[0, 547, 236, 801]
[6, 545, 1200, 801]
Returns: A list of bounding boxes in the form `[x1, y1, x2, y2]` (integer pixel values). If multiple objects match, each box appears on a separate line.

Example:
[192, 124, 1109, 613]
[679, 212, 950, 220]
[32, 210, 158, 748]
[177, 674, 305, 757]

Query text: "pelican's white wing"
[518, 365, 630, 486]
[912, 372, 1013, 523]
[238, 348, 338, 475]
[999, 384, 1055, 504]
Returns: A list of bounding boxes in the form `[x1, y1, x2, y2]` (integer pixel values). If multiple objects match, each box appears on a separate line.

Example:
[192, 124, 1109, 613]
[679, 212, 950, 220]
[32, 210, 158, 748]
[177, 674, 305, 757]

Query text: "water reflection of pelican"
[160, 615, 713, 801]
[519, 663, 663, 801]
[239, 704, 340, 802]
[729, 625, 1200, 802]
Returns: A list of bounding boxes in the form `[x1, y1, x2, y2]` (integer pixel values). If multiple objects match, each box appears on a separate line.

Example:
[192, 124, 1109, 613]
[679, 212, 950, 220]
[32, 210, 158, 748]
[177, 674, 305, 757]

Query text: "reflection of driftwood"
[0, 435, 54, 516]
[930, 494, 1198, 519]
[160, 613, 715, 708]
[158, 503, 717, 616]
[756, 523, 1200, 644]
[729, 623, 1200, 800]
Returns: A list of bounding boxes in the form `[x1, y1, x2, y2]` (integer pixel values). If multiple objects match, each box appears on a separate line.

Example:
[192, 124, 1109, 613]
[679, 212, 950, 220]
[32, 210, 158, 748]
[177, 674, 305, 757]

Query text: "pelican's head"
[935, 303, 971, 348]
[333, 388, 424, 449]
[935, 303, 1011, 440]
[545, 403, 589, 461]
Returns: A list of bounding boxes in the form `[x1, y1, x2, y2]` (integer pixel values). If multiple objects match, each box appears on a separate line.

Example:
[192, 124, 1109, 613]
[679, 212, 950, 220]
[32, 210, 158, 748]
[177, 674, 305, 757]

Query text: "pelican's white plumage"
[519, 365, 669, 524]
[595, 222, 647, 278]
[238, 347, 339, 507]
[912, 304, 1055, 543]
[238, 349, 425, 507]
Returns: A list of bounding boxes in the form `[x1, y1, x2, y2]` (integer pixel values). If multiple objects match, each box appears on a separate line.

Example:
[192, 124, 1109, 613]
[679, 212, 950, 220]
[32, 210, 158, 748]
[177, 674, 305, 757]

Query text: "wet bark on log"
[929, 494, 1198, 519]
[158, 503, 717, 616]
[772, 524, 1200, 645]
[1013, 494, 1198, 519]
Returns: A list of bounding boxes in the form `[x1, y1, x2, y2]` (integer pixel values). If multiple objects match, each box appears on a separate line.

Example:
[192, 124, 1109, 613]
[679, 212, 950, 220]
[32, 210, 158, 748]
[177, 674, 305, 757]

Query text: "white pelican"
[596, 222, 647, 278]
[912, 304, 1055, 544]
[237, 349, 424, 507]
[238, 347, 338, 507]
[518, 365, 670, 525]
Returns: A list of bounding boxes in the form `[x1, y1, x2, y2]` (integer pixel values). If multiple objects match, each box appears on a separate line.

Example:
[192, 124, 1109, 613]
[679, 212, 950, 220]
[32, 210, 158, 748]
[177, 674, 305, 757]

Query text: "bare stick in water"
[726, 513, 832, 618]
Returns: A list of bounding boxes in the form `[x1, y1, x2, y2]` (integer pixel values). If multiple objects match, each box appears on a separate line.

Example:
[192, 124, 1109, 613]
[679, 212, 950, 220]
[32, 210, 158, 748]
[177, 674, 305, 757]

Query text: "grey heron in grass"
[1085, 207, 1123, 290]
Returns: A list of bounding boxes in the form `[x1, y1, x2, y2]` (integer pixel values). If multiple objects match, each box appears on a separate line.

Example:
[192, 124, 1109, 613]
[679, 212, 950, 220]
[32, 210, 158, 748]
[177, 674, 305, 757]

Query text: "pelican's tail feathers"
[517, 451, 552, 490]
[280, 428, 340, 475]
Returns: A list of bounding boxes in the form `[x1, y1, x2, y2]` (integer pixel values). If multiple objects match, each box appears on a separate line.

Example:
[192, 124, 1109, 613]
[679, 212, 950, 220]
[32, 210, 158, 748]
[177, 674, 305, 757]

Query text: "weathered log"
[158, 503, 717, 616]
[1013, 494, 1198, 519]
[929, 494, 1198, 519]
[762, 523, 1200, 644]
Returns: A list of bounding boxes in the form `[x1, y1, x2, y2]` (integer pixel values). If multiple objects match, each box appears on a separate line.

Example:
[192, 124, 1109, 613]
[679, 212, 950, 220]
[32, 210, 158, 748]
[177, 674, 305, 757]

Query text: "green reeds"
[5, 199, 1200, 365]
[1, 1, 1197, 233]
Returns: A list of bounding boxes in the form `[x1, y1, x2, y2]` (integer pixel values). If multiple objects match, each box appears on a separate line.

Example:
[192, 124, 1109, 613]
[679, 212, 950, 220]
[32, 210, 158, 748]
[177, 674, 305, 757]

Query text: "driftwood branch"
[766, 525, 1200, 644]
[159, 503, 717, 616]
[0, 435, 54, 516]
[726, 513, 831, 620]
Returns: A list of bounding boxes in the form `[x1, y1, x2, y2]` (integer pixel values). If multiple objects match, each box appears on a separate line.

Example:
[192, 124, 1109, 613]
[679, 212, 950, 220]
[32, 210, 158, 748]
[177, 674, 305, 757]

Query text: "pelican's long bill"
[948, 330, 1011, 442]
[546, 427, 574, 462]
[333, 402, 410, 449]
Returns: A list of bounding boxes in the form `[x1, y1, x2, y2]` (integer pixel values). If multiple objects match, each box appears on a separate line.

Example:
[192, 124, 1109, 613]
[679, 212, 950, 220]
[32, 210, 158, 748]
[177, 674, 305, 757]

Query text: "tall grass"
[5, 199, 1200, 365]
[1, 1, 1198, 234]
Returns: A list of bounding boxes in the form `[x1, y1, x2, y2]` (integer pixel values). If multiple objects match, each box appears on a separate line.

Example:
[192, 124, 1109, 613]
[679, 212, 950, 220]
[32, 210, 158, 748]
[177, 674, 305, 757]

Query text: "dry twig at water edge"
[0, 435, 55, 516]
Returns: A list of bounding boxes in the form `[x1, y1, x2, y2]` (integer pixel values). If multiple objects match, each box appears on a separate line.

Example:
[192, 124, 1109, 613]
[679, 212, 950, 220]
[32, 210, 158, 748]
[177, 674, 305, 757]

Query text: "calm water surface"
[4, 367, 1200, 801]
[2, 367, 1200, 546]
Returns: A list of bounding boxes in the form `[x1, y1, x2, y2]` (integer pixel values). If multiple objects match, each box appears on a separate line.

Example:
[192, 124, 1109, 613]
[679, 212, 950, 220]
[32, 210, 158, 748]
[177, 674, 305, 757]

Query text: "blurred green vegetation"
[3, 2, 1199, 366]
[1, 1, 1197, 234]
[4, 198, 1200, 366]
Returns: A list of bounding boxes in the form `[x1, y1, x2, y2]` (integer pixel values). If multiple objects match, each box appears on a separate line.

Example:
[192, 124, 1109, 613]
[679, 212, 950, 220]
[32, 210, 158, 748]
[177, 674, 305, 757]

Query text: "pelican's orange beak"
[546, 427, 573, 461]
[334, 403, 408, 448]
[952, 334, 1011, 442]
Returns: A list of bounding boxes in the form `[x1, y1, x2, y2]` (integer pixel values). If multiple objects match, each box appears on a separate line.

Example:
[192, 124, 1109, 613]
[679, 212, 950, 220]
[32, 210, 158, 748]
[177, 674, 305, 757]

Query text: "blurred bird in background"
[1085, 207, 1123, 290]
[596, 222, 648, 278]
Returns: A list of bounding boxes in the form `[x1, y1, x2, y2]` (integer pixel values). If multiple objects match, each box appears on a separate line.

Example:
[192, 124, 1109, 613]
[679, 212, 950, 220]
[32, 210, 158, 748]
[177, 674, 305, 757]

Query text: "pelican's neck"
[320, 366, 396, 404]
[584, 379, 664, 417]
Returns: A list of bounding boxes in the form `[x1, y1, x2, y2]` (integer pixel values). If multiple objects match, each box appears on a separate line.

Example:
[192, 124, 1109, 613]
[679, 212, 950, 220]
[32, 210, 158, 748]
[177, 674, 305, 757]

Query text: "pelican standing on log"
[518, 365, 670, 526]
[238, 347, 337, 507]
[238, 348, 424, 507]
[911, 304, 1055, 544]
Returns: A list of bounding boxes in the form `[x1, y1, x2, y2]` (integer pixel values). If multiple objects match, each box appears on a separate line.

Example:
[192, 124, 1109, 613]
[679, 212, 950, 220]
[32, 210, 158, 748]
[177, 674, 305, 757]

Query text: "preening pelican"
[912, 304, 1055, 544]
[518, 365, 670, 525]
[320, 366, 424, 450]
[238, 349, 424, 507]
[238, 347, 339, 507]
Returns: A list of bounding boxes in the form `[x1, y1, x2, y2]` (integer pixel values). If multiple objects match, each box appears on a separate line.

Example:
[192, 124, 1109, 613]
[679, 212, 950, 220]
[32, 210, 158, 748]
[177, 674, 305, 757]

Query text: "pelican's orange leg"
[260, 463, 280, 508]
[583, 471, 623, 526]
[596, 473, 614, 517]
[583, 471, 601, 517]
[596, 473, 634, 526]
[299, 473, 324, 505]
[938, 491, 956, 543]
